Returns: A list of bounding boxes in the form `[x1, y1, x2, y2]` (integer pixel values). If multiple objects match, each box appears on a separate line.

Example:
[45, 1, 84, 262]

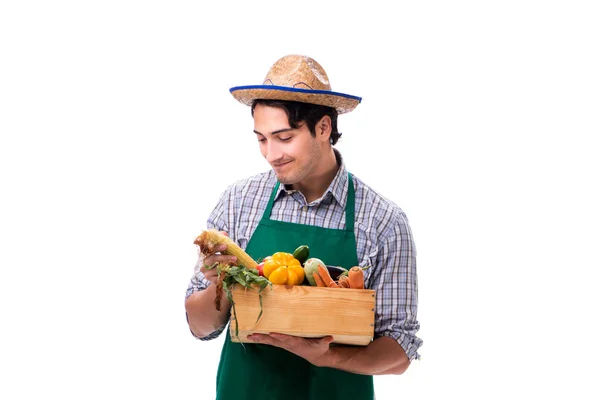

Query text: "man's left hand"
[248, 333, 334, 367]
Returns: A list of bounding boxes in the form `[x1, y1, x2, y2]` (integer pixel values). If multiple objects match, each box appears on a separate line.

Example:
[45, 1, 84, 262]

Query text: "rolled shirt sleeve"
[185, 191, 230, 340]
[370, 212, 422, 360]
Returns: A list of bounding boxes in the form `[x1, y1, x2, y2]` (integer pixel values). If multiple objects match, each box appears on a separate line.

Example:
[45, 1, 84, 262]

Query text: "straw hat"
[230, 54, 361, 114]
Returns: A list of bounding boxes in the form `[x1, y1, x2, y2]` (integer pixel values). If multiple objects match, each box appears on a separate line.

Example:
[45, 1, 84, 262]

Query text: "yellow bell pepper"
[262, 252, 305, 285]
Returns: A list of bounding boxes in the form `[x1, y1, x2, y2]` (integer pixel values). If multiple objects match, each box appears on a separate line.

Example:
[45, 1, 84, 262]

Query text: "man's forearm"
[321, 336, 410, 375]
[185, 285, 231, 338]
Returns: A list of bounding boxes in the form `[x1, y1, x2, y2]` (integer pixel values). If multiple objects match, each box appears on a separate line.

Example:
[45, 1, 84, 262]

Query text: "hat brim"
[230, 85, 361, 114]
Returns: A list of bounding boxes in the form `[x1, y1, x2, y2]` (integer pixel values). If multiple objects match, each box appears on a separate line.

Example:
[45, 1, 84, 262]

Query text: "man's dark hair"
[251, 99, 342, 145]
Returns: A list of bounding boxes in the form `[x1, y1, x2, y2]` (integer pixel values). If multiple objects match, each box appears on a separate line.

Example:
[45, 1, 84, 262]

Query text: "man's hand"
[248, 334, 411, 375]
[186, 232, 237, 338]
[200, 233, 237, 286]
[247, 333, 334, 367]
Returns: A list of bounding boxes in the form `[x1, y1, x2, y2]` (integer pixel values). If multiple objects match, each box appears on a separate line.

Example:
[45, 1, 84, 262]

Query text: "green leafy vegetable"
[215, 264, 272, 342]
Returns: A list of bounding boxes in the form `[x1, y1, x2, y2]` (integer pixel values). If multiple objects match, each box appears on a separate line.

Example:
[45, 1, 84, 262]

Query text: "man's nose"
[265, 141, 283, 163]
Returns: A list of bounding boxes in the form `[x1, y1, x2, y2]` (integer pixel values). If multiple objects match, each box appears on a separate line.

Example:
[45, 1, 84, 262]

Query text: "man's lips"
[272, 161, 292, 168]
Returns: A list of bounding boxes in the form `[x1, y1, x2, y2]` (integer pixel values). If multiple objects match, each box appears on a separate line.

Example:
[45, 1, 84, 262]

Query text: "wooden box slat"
[229, 284, 375, 346]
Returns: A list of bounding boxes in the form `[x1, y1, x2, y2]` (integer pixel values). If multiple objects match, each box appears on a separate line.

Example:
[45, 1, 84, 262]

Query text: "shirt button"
[302, 206, 308, 212]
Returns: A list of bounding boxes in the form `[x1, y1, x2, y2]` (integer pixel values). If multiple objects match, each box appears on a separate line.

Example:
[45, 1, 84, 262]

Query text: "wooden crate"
[229, 284, 376, 346]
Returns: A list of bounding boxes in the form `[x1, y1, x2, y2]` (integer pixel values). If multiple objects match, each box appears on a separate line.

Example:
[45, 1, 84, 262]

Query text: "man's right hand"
[186, 231, 239, 338]
[200, 244, 238, 286]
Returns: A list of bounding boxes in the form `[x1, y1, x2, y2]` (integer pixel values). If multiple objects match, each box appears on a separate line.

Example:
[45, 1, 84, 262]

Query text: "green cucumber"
[292, 244, 310, 264]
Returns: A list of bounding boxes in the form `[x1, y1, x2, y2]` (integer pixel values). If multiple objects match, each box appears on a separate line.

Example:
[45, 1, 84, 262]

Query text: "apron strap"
[262, 180, 280, 220]
[345, 173, 355, 233]
[262, 173, 355, 233]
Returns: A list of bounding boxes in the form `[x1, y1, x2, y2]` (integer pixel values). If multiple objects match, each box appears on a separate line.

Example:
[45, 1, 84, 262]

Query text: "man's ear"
[317, 115, 332, 143]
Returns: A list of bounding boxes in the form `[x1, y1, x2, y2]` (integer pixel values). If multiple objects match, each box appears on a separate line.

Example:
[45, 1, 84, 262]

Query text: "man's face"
[253, 104, 322, 185]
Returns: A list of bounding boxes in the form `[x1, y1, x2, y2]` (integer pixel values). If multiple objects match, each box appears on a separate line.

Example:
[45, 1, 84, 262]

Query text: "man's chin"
[274, 172, 296, 185]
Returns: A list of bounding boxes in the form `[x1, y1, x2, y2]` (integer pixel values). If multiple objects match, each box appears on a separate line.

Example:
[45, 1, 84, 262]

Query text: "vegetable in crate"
[337, 275, 350, 288]
[262, 252, 305, 285]
[256, 261, 265, 277]
[292, 244, 310, 264]
[303, 257, 325, 286]
[304, 258, 347, 286]
[348, 266, 365, 289]
[326, 265, 348, 281]
[314, 264, 339, 288]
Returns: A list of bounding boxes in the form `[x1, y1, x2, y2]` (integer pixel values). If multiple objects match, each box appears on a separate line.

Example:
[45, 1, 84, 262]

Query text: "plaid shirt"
[186, 151, 422, 360]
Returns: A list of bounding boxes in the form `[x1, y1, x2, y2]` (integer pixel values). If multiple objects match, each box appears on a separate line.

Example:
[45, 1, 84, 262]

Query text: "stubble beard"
[274, 139, 322, 185]
[275, 164, 302, 185]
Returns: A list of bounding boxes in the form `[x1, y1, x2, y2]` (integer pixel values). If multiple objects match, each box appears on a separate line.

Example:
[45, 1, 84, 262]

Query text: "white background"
[1, 1, 599, 399]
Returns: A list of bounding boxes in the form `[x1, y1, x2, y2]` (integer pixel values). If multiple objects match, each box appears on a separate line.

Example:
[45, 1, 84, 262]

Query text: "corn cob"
[194, 229, 258, 270]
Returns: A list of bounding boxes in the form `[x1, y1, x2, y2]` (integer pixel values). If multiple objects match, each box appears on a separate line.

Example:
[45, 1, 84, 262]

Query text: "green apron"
[215, 173, 374, 400]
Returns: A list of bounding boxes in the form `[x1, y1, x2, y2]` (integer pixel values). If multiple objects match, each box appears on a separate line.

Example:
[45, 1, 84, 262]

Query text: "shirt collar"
[274, 149, 349, 208]
[327, 149, 349, 208]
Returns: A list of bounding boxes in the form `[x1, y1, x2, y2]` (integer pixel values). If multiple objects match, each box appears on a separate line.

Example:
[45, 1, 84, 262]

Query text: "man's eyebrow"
[253, 128, 294, 136]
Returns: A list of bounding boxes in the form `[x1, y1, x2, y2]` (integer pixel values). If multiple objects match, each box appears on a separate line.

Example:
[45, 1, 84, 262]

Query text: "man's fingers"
[204, 254, 237, 268]
[212, 244, 227, 253]
[248, 333, 302, 348]
[204, 262, 220, 270]
[247, 333, 283, 347]
[251, 333, 334, 349]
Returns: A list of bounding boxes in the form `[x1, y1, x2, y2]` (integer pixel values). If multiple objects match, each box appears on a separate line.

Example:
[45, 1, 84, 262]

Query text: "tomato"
[257, 261, 265, 277]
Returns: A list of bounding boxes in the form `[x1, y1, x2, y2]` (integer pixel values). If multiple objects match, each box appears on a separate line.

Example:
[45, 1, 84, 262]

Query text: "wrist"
[316, 345, 341, 368]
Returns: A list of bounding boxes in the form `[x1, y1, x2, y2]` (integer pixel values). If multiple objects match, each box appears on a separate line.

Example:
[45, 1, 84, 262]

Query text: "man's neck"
[290, 148, 340, 203]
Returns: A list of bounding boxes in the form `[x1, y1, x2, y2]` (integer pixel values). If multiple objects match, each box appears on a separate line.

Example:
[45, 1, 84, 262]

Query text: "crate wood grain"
[229, 284, 375, 346]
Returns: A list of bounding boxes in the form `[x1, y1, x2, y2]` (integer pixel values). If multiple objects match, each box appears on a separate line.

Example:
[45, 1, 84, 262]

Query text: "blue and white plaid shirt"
[186, 151, 422, 360]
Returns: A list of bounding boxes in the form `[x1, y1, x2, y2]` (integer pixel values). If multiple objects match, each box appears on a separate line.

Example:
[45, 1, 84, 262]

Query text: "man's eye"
[257, 138, 266, 143]
[279, 137, 291, 142]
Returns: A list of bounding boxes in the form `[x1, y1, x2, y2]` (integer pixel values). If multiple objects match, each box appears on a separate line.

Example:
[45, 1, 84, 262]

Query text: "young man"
[185, 54, 422, 400]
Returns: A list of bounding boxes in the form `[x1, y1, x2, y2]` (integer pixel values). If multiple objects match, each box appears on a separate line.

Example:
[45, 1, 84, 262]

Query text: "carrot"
[337, 275, 350, 288]
[348, 266, 365, 289]
[313, 272, 326, 287]
[318, 264, 338, 288]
